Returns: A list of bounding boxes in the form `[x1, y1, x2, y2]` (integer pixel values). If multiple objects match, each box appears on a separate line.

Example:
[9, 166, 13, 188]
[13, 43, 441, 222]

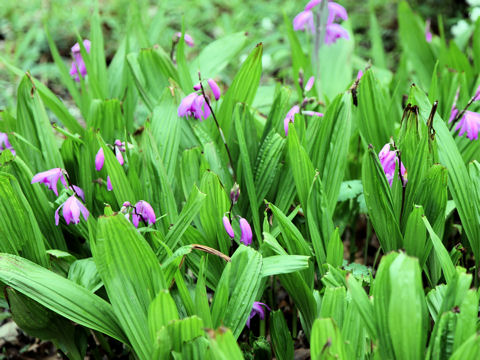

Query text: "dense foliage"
[1, 0, 480, 358]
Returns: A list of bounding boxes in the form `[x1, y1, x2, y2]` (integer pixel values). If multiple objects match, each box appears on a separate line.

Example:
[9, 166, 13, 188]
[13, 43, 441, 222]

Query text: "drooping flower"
[246, 302, 271, 328]
[302, 110, 324, 117]
[208, 79, 221, 101]
[305, 76, 315, 92]
[0, 132, 15, 156]
[132, 200, 156, 228]
[293, 10, 314, 32]
[174, 32, 194, 47]
[284, 105, 300, 136]
[327, 2, 348, 24]
[239, 218, 253, 246]
[223, 216, 235, 238]
[69, 39, 91, 82]
[95, 148, 105, 171]
[325, 23, 350, 45]
[425, 19, 433, 43]
[178, 92, 211, 121]
[293, 0, 349, 45]
[450, 110, 480, 140]
[106, 176, 113, 191]
[95, 141, 125, 172]
[378, 144, 407, 186]
[55, 195, 89, 226]
[71, 185, 85, 201]
[31, 168, 68, 196]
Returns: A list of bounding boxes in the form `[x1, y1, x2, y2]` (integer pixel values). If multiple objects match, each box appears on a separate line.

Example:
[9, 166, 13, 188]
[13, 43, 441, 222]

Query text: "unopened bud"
[230, 183, 240, 204]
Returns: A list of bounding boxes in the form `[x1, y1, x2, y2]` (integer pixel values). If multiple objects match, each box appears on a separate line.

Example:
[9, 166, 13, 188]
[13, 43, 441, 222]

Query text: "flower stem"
[198, 74, 237, 182]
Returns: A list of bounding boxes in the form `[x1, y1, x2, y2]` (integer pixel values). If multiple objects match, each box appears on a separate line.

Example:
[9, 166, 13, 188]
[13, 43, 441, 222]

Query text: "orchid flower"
[246, 302, 271, 328]
[239, 218, 253, 246]
[55, 195, 89, 226]
[69, 40, 91, 82]
[131, 200, 156, 228]
[378, 144, 407, 186]
[31, 168, 68, 196]
[174, 32, 194, 47]
[223, 216, 235, 239]
[0, 132, 15, 156]
[450, 109, 480, 140]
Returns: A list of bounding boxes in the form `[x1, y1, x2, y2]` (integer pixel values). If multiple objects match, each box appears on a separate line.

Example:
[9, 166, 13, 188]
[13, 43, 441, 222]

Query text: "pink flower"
[302, 111, 324, 117]
[293, 10, 315, 32]
[246, 302, 271, 328]
[223, 216, 235, 238]
[425, 19, 433, 43]
[178, 92, 211, 121]
[55, 195, 89, 226]
[95, 148, 105, 171]
[132, 200, 156, 228]
[0, 132, 15, 156]
[207, 79, 221, 101]
[304, 0, 321, 11]
[451, 110, 480, 140]
[239, 218, 253, 246]
[325, 23, 350, 45]
[284, 105, 300, 136]
[378, 144, 407, 186]
[106, 176, 113, 191]
[357, 70, 363, 80]
[327, 2, 348, 24]
[31, 168, 68, 196]
[305, 76, 315, 92]
[71, 185, 85, 201]
[174, 32, 194, 47]
[69, 40, 91, 82]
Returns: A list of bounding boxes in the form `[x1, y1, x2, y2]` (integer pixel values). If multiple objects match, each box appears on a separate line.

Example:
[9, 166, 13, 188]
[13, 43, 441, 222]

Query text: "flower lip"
[246, 301, 271, 328]
[131, 200, 156, 228]
[55, 195, 89, 226]
[31, 168, 68, 196]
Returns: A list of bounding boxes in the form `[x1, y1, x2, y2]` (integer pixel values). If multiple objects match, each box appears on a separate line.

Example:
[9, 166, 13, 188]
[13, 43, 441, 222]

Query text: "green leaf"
[206, 328, 244, 360]
[148, 290, 179, 342]
[357, 70, 393, 150]
[326, 228, 344, 268]
[189, 32, 248, 81]
[310, 318, 347, 360]
[0, 254, 127, 344]
[270, 310, 294, 360]
[319, 287, 346, 329]
[361, 146, 403, 251]
[223, 246, 263, 338]
[68, 258, 102, 293]
[217, 43, 262, 139]
[261, 255, 310, 277]
[94, 214, 166, 360]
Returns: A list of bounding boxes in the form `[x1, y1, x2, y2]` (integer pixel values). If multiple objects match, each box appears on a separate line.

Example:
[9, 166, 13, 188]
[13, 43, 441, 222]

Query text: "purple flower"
[71, 185, 85, 201]
[178, 92, 211, 121]
[425, 19, 432, 43]
[208, 79, 221, 101]
[223, 216, 235, 238]
[246, 302, 271, 328]
[284, 105, 300, 136]
[95, 148, 105, 171]
[0, 132, 15, 156]
[106, 176, 113, 191]
[357, 70, 363, 80]
[325, 23, 350, 45]
[304, 0, 321, 11]
[193, 83, 202, 91]
[302, 110, 324, 117]
[378, 144, 407, 186]
[239, 218, 253, 246]
[31, 168, 68, 196]
[327, 2, 348, 24]
[305, 76, 315, 92]
[174, 32, 194, 47]
[69, 39, 91, 82]
[293, 10, 314, 32]
[451, 110, 480, 140]
[132, 200, 156, 228]
[55, 195, 89, 226]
